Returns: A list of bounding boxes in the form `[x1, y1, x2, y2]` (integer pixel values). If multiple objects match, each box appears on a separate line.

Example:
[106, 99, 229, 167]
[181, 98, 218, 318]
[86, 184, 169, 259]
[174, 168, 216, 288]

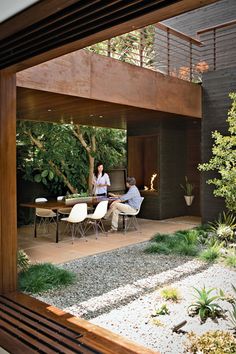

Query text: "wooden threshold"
[0, 292, 158, 354]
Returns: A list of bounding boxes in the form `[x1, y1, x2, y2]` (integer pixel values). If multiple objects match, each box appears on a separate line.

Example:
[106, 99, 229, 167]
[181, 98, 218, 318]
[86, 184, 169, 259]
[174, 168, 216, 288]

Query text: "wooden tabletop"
[20, 197, 116, 210]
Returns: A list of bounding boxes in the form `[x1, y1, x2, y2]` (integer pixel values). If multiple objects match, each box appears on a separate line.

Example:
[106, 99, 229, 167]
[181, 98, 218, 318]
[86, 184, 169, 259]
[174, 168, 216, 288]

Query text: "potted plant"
[180, 176, 195, 206]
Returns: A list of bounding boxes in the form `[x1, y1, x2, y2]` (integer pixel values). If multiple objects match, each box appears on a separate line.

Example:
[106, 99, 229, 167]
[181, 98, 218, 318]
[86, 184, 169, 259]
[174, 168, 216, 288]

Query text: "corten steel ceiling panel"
[0, 0, 219, 70]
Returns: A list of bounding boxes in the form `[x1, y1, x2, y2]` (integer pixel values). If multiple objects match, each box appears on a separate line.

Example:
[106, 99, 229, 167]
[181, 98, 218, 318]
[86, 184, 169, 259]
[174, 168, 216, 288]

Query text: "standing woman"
[93, 162, 111, 196]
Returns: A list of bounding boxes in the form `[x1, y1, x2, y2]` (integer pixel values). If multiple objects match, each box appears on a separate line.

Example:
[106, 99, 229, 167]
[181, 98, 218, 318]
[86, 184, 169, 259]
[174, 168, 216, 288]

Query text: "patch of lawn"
[18, 263, 76, 294]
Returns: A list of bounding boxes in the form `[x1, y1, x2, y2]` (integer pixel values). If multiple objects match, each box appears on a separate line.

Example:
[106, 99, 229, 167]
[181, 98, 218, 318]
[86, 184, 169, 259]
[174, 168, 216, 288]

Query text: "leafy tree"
[198, 93, 236, 213]
[17, 121, 126, 195]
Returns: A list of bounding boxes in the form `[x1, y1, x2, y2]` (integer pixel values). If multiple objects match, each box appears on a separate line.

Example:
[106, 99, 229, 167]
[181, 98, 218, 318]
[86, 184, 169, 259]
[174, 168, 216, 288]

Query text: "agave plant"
[188, 286, 223, 322]
[228, 284, 236, 332]
[209, 212, 236, 244]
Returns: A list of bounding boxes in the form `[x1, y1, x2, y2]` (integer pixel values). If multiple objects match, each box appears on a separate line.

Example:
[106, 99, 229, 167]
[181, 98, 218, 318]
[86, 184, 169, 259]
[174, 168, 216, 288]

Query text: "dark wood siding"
[163, 0, 236, 37]
[127, 116, 201, 219]
[201, 68, 236, 222]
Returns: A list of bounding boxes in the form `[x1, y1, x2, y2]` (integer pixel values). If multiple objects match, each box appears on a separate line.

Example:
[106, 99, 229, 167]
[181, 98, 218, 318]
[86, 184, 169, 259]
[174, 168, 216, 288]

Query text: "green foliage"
[18, 263, 76, 294]
[198, 92, 236, 212]
[224, 251, 236, 268]
[185, 330, 236, 354]
[87, 26, 155, 68]
[228, 284, 236, 331]
[199, 241, 223, 262]
[188, 286, 223, 322]
[17, 250, 30, 272]
[180, 176, 195, 196]
[151, 304, 170, 316]
[160, 287, 181, 302]
[17, 121, 126, 194]
[209, 211, 236, 243]
[145, 228, 200, 256]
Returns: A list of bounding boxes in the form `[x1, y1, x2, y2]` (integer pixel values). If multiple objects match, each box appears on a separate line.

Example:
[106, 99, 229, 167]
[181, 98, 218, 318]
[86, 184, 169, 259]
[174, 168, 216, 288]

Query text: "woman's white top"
[93, 173, 110, 195]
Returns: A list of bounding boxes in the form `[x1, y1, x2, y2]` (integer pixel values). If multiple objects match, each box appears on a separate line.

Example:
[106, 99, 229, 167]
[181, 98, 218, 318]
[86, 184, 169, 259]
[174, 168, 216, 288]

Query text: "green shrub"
[146, 227, 204, 256]
[185, 330, 236, 354]
[174, 241, 199, 256]
[225, 252, 236, 268]
[144, 242, 171, 254]
[199, 242, 223, 262]
[151, 233, 170, 243]
[188, 286, 223, 322]
[17, 250, 30, 272]
[160, 287, 181, 302]
[18, 263, 76, 294]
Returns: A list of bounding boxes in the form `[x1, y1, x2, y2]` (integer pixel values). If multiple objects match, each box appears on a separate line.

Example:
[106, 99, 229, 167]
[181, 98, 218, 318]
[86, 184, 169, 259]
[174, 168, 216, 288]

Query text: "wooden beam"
[16, 49, 202, 119]
[0, 70, 17, 294]
[0, 0, 219, 72]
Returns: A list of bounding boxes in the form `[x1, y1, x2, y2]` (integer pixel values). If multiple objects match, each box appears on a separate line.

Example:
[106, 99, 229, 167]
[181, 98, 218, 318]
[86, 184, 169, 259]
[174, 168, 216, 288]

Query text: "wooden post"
[0, 70, 17, 294]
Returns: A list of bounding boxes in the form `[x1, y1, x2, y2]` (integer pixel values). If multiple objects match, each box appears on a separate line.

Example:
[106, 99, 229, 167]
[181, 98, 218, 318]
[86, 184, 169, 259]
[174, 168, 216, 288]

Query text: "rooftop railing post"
[190, 40, 193, 82]
[213, 28, 216, 71]
[107, 39, 111, 57]
[167, 27, 170, 75]
[139, 29, 144, 67]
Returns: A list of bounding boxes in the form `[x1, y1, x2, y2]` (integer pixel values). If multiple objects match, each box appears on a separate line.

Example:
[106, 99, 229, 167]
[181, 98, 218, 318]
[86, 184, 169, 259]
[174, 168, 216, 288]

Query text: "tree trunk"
[88, 155, 95, 195]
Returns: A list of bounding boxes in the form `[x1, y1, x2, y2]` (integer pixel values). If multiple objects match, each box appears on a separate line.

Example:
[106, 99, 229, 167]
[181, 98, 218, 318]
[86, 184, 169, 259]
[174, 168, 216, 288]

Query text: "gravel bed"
[34, 242, 207, 319]
[91, 264, 236, 354]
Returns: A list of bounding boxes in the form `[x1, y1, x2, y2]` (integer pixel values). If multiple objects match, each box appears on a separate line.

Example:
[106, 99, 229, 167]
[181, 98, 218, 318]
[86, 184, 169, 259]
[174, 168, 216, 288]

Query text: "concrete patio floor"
[18, 216, 201, 264]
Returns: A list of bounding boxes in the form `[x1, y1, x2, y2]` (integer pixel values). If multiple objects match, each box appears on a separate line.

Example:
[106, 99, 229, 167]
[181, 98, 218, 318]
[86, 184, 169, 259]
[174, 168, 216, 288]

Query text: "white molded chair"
[119, 197, 144, 233]
[85, 200, 108, 239]
[61, 203, 87, 243]
[35, 198, 56, 233]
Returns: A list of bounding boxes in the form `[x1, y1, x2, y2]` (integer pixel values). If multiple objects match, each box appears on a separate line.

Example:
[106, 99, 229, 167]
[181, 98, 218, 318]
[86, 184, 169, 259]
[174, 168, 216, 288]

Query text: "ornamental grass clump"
[160, 287, 181, 302]
[145, 228, 201, 256]
[18, 263, 76, 294]
[199, 241, 223, 262]
[185, 330, 236, 354]
[225, 250, 236, 268]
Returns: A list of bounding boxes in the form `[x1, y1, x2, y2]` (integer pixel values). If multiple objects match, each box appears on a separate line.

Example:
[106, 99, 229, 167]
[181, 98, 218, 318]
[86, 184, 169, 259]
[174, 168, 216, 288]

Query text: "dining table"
[20, 197, 117, 243]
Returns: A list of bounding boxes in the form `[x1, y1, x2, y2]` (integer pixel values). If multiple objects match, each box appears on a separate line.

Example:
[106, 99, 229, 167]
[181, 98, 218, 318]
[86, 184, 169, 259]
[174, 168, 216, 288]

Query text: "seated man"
[106, 176, 142, 232]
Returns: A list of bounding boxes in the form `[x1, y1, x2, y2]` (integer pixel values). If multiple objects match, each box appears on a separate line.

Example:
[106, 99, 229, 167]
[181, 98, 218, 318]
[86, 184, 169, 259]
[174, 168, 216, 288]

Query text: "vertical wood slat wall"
[0, 71, 17, 293]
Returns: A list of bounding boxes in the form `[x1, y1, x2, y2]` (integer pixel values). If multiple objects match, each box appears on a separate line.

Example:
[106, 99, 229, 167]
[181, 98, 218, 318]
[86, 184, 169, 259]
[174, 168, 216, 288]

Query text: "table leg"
[56, 211, 59, 243]
[34, 212, 37, 238]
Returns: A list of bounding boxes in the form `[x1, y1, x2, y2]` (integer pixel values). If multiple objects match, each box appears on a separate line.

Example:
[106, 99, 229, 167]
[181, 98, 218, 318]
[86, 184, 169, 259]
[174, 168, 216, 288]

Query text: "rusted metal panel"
[17, 49, 202, 122]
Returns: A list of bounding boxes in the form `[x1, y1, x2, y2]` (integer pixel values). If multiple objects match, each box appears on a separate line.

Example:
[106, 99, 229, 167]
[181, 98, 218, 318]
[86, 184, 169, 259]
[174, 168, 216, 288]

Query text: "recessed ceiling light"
[48, 109, 52, 112]
[99, 115, 103, 118]
[89, 114, 94, 117]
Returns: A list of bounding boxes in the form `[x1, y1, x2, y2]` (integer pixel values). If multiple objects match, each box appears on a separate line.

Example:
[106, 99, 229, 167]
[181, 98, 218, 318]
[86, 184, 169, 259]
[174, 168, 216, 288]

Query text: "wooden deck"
[0, 292, 157, 354]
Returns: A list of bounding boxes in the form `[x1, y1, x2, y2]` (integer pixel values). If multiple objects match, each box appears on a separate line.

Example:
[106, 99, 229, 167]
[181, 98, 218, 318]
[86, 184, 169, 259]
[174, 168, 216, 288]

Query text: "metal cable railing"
[87, 23, 204, 83]
[197, 20, 236, 72]
[87, 20, 236, 82]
